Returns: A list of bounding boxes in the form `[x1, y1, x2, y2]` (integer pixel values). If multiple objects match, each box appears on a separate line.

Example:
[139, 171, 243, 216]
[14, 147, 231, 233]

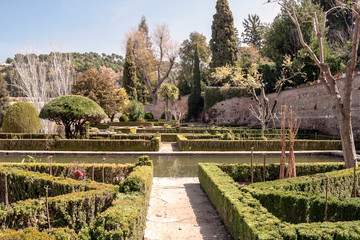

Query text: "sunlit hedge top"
[40, 95, 106, 123]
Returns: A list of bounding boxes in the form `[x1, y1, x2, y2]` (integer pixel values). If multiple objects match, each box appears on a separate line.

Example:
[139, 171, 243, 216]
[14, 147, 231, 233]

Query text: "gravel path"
[144, 177, 233, 240]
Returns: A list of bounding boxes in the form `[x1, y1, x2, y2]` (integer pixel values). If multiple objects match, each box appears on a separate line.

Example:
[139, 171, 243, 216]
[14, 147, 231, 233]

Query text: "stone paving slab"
[144, 178, 233, 240]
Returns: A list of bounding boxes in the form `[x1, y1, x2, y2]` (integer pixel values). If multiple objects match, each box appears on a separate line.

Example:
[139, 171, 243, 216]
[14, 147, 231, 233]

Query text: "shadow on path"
[184, 183, 233, 240]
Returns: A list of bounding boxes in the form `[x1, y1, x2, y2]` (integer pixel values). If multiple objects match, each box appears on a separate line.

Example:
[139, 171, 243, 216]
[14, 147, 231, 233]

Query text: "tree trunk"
[152, 93, 158, 105]
[261, 123, 266, 138]
[337, 113, 357, 168]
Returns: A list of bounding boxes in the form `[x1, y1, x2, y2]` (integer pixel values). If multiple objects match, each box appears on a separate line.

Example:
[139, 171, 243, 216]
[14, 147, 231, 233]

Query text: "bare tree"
[13, 44, 74, 133]
[249, 56, 303, 138]
[273, 0, 359, 168]
[49, 47, 73, 97]
[126, 24, 178, 105]
[13, 52, 48, 113]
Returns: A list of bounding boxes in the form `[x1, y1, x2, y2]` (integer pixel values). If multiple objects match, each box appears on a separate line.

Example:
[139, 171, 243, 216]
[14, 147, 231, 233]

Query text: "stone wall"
[144, 95, 189, 119]
[205, 77, 360, 138]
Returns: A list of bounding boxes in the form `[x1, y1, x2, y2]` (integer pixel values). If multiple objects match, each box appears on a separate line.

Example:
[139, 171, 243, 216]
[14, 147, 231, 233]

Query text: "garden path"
[144, 177, 233, 240]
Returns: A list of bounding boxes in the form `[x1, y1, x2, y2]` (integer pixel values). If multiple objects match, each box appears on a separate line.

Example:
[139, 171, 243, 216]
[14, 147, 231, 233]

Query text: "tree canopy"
[40, 95, 106, 139]
[177, 32, 210, 96]
[210, 0, 238, 68]
[241, 14, 263, 48]
[72, 68, 129, 121]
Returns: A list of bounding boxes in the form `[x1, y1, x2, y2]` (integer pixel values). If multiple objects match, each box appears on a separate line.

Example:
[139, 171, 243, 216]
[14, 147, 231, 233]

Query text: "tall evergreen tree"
[187, 46, 202, 120]
[122, 38, 138, 100]
[242, 14, 263, 48]
[0, 74, 10, 126]
[210, 0, 238, 68]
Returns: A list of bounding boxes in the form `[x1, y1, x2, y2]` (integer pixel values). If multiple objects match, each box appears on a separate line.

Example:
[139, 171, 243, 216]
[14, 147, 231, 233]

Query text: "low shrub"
[144, 112, 154, 120]
[119, 114, 129, 123]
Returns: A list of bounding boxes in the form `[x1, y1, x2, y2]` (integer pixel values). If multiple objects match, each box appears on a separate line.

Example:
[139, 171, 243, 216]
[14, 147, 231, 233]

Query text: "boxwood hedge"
[0, 157, 153, 239]
[199, 162, 360, 239]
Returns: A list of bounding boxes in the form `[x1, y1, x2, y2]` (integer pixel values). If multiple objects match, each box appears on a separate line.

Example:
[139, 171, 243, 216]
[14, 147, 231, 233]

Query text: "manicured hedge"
[177, 135, 343, 151]
[0, 162, 133, 185]
[0, 157, 154, 239]
[198, 163, 283, 239]
[220, 162, 345, 183]
[0, 137, 161, 151]
[92, 122, 153, 129]
[199, 163, 360, 239]
[0, 134, 59, 139]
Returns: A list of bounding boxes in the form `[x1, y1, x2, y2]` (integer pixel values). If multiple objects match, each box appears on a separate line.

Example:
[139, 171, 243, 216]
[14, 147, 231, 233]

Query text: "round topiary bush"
[144, 112, 154, 120]
[2, 102, 41, 133]
[39, 95, 106, 139]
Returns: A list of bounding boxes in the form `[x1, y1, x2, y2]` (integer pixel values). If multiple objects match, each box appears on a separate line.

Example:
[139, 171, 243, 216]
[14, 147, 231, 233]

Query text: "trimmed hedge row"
[220, 162, 345, 183]
[91, 162, 153, 239]
[199, 163, 360, 239]
[248, 167, 360, 198]
[0, 137, 161, 151]
[177, 135, 343, 151]
[0, 166, 99, 203]
[198, 163, 283, 239]
[0, 133, 59, 139]
[92, 122, 153, 129]
[0, 158, 154, 239]
[0, 162, 133, 185]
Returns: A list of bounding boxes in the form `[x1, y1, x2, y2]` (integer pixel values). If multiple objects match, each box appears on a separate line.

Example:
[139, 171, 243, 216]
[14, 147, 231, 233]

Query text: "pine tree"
[122, 38, 137, 100]
[0, 74, 10, 126]
[242, 14, 263, 48]
[187, 46, 202, 120]
[210, 0, 238, 68]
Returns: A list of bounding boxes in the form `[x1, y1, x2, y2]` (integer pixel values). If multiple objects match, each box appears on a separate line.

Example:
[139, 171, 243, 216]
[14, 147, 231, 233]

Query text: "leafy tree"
[125, 100, 144, 122]
[210, 0, 238, 68]
[39, 95, 106, 139]
[0, 74, 10, 126]
[159, 84, 179, 122]
[123, 38, 138, 100]
[187, 46, 203, 120]
[2, 102, 41, 134]
[241, 14, 263, 48]
[72, 68, 129, 121]
[177, 32, 210, 96]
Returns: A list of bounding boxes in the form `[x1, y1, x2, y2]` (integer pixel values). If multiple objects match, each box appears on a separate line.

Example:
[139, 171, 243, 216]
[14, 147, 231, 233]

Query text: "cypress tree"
[0, 74, 10, 127]
[187, 46, 202, 120]
[122, 38, 137, 100]
[210, 0, 238, 68]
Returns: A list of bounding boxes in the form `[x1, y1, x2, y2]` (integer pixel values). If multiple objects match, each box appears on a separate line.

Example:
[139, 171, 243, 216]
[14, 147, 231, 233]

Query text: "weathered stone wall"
[144, 95, 189, 119]
[205, 77, 360, 138]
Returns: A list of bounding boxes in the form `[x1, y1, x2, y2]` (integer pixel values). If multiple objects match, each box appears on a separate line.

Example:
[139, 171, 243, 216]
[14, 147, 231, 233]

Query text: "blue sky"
[0, 0, 281, 61]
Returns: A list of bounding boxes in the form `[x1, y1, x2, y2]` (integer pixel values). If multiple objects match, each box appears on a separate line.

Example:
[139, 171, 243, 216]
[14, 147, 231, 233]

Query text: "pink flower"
[75, 170, 84, 178]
